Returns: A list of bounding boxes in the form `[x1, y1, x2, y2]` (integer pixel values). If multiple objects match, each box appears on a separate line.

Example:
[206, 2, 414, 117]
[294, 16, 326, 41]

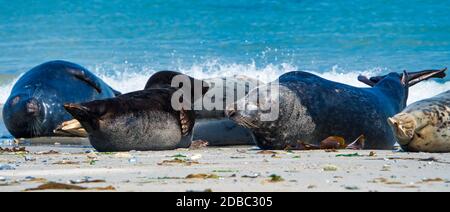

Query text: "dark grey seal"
[226, 69, 447, 150]
[146, 71, 258, 146]
[2, 60, 119, 138]
[56, 71, 258, 146]
[64, 73, 208, 152]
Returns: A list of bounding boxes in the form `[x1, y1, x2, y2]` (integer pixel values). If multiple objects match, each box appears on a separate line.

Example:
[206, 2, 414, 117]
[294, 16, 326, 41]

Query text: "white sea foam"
[0, 77, 19, 106]
[0, 62, 449, 105]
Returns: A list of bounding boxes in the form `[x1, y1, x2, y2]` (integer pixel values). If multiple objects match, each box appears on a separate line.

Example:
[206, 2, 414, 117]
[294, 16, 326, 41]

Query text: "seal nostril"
[26, 99, 40, 116]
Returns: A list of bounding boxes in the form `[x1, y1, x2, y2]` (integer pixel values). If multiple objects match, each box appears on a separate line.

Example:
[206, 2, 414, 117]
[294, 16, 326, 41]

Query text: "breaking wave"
[1, 61, 449, 105]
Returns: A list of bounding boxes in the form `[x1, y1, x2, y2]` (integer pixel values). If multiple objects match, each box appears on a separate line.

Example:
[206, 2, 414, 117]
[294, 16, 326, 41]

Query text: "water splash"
[1, 61, 449, 106]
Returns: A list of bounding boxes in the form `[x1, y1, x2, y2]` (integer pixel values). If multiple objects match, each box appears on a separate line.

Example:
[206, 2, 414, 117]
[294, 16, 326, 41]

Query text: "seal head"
[227, 83, 316, 149]
[2, 60, 119, 138]
[3, 96, 47, 138]
[388, 113, 417, 148]
[388, 90, 450, 152]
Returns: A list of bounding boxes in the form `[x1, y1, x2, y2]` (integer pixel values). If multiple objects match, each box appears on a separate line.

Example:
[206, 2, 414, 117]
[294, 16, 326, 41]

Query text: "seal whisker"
[34, 118, 44, 134]
[235, 116, 258, 129]
[30, 117, 41, 137]
[244, 119, 258, 129]
[33, 89, 42, 99]
[30, 120, 38, 137]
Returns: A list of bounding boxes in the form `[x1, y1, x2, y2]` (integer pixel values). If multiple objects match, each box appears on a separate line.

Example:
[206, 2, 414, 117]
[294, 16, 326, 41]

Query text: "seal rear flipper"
[66, 69, 103, 93]
[407, 68, 447, 86]
[359, 68, 447, 87]
[63, 103, 100, 132]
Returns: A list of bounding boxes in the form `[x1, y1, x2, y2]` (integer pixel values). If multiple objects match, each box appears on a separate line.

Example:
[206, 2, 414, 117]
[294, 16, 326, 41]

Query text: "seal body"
[227, 70, 446, 150]
[2, 61, 118, 138]
[56, 72, 258, 146]
[389, 91, 450, 152]
[192, 119, 255, 146]
[64, 88, 195, 152]
[192, 76, 260, 146]
[147, 72, 259, 146]
[65, 72, 209, 152]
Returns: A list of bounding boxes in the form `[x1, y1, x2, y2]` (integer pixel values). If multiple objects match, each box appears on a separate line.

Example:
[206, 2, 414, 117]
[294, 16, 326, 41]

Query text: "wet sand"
[1, 138, 450, 192]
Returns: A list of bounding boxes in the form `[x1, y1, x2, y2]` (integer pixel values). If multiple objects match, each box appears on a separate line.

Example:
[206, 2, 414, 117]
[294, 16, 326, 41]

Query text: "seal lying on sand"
[146, 71, 259, 146]
[64, 73, 208, 152]
[59, 71, 258, 146]
[2, 61, 119, 138]
[226, 69, 447, 150]
[145, 71, 263, 146]
[388, 90, 450, 153]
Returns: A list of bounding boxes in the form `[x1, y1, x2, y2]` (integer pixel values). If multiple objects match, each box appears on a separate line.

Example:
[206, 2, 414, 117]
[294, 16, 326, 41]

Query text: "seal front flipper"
[357, 75, 376, 87]
[346, 135, 366, 150]
[66, 69, 103, 93]
[54, 119, 87, 137]
[180, 109, 192, 136]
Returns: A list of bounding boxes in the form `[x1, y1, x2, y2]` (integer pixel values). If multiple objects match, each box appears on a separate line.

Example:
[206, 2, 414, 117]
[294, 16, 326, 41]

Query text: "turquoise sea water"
[1, 0, 450, 138]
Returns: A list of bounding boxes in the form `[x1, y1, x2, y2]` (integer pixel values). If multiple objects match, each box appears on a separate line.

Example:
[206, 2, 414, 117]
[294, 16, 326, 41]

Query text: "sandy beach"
[1, 138, 449, 192]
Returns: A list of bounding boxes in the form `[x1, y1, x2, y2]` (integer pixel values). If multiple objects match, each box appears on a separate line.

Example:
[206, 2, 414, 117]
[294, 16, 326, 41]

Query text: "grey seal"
[63, 73, 208, 152]
[58, 71, 258, 146]
[389, 90, 450, 152]
[226, 69, 447, 150]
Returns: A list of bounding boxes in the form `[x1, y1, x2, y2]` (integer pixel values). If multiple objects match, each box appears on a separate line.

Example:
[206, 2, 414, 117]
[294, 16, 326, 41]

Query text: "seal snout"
[388, 114, 416, 145]
[226, 109, 258, 129]
[26, 98, 40, 116]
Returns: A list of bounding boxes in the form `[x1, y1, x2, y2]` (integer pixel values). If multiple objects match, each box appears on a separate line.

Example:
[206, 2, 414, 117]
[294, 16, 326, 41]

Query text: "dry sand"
[1, 138, 450, 192]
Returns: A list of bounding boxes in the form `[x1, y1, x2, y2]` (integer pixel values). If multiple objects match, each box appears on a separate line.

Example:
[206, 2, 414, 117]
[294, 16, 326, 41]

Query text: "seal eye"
[415, 132, 424, 139]
[11, 96, 20, 106]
